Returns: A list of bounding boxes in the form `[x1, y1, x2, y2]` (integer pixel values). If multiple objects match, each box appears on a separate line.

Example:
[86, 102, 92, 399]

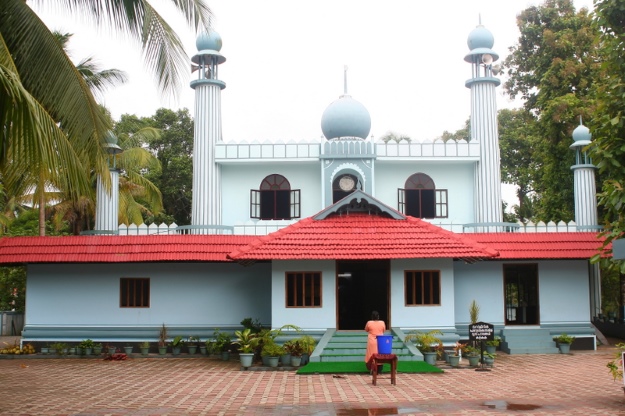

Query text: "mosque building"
[0, 24, 605, 355]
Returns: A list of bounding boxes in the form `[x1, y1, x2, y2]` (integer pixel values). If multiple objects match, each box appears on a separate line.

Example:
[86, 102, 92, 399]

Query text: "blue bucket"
[377, 335, 393, 354]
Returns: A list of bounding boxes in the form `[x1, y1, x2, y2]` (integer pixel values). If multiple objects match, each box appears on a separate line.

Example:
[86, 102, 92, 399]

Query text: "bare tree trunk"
[39, 191, 45, 236]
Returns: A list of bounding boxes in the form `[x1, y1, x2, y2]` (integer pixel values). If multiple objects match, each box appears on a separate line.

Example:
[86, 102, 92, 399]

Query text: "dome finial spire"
[343, 65, 349, 95]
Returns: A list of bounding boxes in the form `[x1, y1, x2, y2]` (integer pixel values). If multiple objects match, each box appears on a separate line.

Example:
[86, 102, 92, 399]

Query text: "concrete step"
[316, 331, 424, 362]
[501, 328, 558, 355]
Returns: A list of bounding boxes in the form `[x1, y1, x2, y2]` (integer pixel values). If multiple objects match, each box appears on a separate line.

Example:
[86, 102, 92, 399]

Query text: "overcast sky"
[33, 0, 595, 144]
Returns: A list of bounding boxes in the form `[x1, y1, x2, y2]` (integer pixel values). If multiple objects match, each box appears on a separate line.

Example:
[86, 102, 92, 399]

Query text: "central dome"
[320, 95, 371, 140]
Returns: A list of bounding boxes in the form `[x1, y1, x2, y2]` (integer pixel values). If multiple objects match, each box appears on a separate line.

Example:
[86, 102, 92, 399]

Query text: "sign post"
[469, 322, 494, 372]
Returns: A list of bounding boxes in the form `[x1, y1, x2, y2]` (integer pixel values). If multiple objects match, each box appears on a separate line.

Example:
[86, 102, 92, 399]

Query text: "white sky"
[32, 0, 595, 207]
[33, 0, 595, 143]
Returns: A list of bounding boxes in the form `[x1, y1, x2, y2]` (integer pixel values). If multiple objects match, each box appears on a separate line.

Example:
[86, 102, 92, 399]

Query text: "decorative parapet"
[213, 139, 481, 162]
[320, 139, 375, 159]
[214, 141, 320, 161]
[118, 223, 179, 235]
[115, 219, 595, 236]
[376, 139, 480, 159]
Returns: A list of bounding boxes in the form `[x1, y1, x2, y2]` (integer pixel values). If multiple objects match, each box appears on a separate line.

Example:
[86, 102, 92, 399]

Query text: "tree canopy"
[503, 0, 599, 222]
[0, 0, 212, 233]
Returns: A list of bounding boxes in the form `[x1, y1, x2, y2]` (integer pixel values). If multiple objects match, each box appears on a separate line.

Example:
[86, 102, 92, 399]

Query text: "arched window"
[251, 174, 300, 220]
[398, 173, 447, 218]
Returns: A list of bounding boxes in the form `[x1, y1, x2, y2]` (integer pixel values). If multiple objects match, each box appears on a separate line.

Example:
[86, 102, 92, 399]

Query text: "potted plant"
[464, 345, 481, 367]
[284, 339, 304, 367]
[93, 343, 103, 355]
[553, 333, 575, 354]
[158, 324, 168, 355]
[50, 342, 68, 356]
[79, 339, 95, 356]
[448, 341, 466, 367]
[123, 344, 133, 355]
[261, 340, 284, 367]
[404, 330, 442, 365]
[254, 328, 274, 365]
[199, 339, 208, 355]
[485, 336, 501, 354]
[106, 344, 117, 355]
[187, 336, 200, 355]
[233, 328, 257, 367]
[214, 329, 233, 361]
[482, 351, 496, 367]
[170, 335, 185, 355]
[139, 341, 150, 356]
[299, 334, 316, 365]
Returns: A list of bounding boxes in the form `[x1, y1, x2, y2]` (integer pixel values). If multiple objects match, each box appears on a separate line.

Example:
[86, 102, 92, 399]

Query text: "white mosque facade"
[0, 25, 606, 355]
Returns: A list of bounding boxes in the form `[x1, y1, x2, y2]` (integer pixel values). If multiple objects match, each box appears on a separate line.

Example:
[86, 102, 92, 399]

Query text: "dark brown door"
[336, 260, 390, 330]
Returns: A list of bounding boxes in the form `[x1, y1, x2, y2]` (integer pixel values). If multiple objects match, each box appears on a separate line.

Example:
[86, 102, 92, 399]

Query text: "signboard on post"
[469, 322, 494, 342]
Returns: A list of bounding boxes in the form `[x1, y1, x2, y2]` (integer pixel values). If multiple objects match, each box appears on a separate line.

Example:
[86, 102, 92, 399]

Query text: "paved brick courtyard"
[0, 344, 624, 415]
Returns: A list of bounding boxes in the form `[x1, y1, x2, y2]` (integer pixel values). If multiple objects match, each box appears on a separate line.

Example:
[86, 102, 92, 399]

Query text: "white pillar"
[190, 32, 226, 233]
[572, 166, 598, 227]
[470, 81, 502, 224]
[95, 169, 119, 233]
[465, 25, 503, 227]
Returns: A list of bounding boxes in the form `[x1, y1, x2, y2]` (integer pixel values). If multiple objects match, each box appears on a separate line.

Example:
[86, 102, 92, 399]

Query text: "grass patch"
[296, 361, 443, 374]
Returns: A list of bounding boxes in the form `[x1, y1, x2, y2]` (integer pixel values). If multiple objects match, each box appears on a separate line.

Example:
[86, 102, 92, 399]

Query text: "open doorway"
[336, 260, 390, 330]
[504, 264, 539, 325]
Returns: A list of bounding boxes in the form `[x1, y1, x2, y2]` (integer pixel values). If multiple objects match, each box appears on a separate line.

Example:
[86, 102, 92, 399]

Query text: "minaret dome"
[196, 31, 223, 52]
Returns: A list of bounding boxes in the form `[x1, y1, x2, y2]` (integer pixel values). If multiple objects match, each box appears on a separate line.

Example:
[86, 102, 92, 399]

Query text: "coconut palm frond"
[0, 64, 92, 201]
[2, 0, 110, 166]
[34, 0, 212, 98]
[76, 57, 129, 97]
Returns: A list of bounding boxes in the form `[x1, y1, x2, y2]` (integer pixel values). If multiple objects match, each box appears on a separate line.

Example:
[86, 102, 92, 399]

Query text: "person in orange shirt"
[364, 310, 386, 372]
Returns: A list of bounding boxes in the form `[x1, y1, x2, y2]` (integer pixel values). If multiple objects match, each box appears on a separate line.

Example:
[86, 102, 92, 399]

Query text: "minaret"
[190, 31, 226, 232]
[95, 132, 122, 233]
[464, 23, 503, 225]
[570, 119, 601, 319]
[570, 118, 598, 228]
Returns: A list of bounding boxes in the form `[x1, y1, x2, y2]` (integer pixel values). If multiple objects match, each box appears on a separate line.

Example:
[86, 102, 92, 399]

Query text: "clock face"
[339, 175, 355, 191]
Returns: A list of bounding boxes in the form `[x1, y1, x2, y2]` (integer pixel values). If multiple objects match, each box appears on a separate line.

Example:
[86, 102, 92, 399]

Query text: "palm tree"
[50, 126, 164, 234]
[115, 127, 164, 226]
[0, 0, 212, 233]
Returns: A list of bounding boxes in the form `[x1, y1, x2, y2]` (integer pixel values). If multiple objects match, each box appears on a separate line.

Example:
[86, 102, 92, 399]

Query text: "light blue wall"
[390, 258, 456, 329]
[374, 161, 476, 224]
[453, 261, 505, 326]
[26, 262, 271, 327]
[271, 260, 336, 330]
[539, 260, 590, 324]
[221, 163, 322, 225]
[453, 260, 591, 326]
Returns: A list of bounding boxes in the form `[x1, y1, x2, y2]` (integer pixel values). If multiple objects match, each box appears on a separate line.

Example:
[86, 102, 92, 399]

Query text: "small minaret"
[95, 132, 122, 233]
[570, 119, 602, 320]
[464, 23, 503, 225]
[190, 31, 226, 232]
[570, 118, 598, 228]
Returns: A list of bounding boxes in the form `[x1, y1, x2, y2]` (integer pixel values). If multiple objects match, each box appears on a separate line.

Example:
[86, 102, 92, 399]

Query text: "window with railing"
[404, 271, 440, 306]
[398, 173, 448, 218]
[286, 272, 322, 307]
[250, 174, 300, 220]
[120, 278, 150, 308]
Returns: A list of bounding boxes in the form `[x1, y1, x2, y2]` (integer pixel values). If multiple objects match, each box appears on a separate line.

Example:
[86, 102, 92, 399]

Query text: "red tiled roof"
[0, 222, 606, 265]
[0, 234, 256, 264]
[227, 213, 500, 261]
[469, 232, 605, 259]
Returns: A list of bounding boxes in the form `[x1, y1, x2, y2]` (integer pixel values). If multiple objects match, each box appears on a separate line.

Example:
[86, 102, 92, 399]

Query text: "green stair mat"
[296, 361, 443, 374]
